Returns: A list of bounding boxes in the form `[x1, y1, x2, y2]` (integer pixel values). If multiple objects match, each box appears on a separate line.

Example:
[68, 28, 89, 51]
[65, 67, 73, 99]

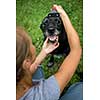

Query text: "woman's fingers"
[54, 42, 59, 49]
[43, 37, 49, 48]
[44, 37, 49, 44]
[52, 4, 58, 11]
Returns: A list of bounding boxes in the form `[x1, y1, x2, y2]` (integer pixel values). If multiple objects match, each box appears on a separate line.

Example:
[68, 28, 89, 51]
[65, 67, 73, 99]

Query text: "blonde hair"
[16, 26, 34, 83]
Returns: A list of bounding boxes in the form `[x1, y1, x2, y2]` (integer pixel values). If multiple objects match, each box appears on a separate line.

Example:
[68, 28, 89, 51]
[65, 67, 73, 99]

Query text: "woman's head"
[16, 26, 36, 84]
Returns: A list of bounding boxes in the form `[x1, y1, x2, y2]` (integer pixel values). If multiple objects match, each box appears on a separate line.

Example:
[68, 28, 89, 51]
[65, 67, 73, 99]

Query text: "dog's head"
[40, 10, 63, 43]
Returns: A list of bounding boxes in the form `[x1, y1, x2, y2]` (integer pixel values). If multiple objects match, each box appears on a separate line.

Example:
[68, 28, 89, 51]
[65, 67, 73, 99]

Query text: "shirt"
[19, 75, 60, 100]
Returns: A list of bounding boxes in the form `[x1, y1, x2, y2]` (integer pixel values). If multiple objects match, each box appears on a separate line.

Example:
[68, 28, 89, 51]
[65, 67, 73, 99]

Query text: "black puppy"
[40, 10, 70, 67]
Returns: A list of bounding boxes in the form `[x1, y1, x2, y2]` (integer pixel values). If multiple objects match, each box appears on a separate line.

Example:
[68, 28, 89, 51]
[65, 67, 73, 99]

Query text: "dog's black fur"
[40, 10, 70, 67]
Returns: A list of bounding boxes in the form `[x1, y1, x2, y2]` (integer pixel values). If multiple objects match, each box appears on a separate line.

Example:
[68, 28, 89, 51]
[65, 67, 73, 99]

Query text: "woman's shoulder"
[20, 75, 60, 100]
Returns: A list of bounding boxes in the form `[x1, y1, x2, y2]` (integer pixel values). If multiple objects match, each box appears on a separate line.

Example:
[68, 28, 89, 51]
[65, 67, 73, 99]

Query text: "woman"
[16, 5, 82, 100]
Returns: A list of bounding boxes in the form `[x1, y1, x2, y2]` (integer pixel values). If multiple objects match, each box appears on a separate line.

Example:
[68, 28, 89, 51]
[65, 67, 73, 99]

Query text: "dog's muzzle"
[45, 28, 59, 42]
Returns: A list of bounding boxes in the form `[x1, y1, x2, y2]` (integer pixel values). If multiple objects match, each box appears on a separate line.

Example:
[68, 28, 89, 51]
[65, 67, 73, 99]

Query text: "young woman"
[16, 5, 82, 100]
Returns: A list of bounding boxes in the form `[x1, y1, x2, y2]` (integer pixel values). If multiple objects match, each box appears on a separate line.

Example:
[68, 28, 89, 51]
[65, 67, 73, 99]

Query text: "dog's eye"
[48, 14, 52, 17]
[56, 14, 59, 17]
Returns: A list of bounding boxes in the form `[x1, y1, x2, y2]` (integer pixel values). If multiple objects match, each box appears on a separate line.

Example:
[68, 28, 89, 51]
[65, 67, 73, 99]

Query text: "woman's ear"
[23, 59, 32, 70]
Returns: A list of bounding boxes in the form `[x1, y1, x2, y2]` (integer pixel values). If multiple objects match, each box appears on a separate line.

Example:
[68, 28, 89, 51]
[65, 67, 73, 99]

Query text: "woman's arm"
[30, 38, 59, 73]
[53, 5, 82, 93]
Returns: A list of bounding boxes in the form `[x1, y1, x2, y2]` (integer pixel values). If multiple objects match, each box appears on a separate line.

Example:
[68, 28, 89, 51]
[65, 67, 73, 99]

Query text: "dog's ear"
[40, 23, 43, 30]
[40, 16, 49, 32]
[40, 23, 45, 32]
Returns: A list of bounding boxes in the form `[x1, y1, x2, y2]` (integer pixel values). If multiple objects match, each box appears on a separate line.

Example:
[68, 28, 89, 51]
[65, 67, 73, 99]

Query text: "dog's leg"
[47, 55, 54, 68]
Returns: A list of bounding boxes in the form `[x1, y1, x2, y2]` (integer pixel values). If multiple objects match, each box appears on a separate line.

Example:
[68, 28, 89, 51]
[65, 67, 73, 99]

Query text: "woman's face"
[30, 44, 36, 63]
[23, 43, 36, 75]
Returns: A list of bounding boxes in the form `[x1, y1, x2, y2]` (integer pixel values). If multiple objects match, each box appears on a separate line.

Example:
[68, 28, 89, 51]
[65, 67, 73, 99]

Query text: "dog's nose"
[48, 27, 55, 34]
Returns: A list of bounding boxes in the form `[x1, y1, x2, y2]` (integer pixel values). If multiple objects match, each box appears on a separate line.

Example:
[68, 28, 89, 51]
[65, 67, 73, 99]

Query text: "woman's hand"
[30, 38, 59, 73]
[52, 5, 66, 15]
[42, 37, 59, 55]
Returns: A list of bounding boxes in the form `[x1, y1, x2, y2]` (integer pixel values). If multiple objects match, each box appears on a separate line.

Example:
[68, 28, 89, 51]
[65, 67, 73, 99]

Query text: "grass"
[16, 0, 83, 86]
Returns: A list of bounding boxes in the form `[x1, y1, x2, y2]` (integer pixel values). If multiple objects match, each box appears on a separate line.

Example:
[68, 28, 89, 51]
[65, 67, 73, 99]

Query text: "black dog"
[40, 10, 70, 67]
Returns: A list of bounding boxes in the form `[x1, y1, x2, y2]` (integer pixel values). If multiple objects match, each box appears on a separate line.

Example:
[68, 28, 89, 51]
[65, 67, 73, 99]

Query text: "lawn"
[16, 0, 83, 87]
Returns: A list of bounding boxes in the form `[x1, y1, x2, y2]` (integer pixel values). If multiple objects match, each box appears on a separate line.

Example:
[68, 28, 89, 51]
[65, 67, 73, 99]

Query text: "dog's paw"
[47, 62, 54, 68]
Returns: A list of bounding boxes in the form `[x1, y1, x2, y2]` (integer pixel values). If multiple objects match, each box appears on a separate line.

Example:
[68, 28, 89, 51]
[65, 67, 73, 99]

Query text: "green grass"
[16, 0, 83, 86]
